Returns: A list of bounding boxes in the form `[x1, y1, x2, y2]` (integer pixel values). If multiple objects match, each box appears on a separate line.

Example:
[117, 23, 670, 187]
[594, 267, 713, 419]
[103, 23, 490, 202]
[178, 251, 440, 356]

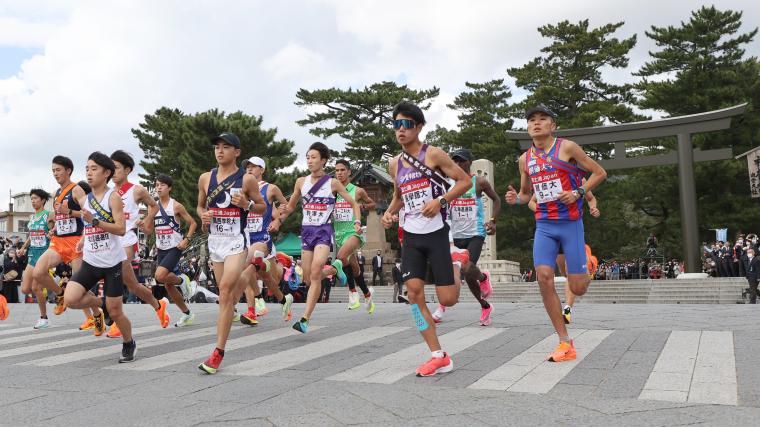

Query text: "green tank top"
[28, 210, 51, 250]
[333, 183, 357, 234]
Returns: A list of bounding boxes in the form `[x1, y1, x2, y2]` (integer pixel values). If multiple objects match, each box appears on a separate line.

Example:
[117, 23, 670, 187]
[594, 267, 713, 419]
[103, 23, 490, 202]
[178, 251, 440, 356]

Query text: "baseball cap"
[525, 104, 557, 120]
[211, 132, 241, 149]
[242, 156, 265, 169]
[451, 148, 473, 162]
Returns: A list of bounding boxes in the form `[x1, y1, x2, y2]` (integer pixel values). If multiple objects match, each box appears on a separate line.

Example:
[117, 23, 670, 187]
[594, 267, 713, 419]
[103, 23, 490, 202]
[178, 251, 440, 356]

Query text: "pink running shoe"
[480, 305, 493, 326]
[415, 353, 453, 377]
[479, 270, 493, 300]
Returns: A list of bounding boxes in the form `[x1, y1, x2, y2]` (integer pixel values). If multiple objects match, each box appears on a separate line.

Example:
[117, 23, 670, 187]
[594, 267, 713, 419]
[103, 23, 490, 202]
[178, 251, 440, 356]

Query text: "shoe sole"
[198, 363, 218, 374]
[416, 360, 454, 377]
[548, 353, 577, 362]
[240, 317, 258, 326]
[107, 334, 122, 338]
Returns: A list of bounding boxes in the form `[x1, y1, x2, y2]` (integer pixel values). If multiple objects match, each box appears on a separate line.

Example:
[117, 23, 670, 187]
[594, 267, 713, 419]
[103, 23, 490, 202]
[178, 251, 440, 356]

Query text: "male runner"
[331, 159, 376, 313]
[197, 132, 266, 374]
[239, 156, 293, 326]
[505, 105, 606, 362]
[381, 101, 471, 376]
[528, 179, 600, 324]
[107, 150, 168, 337]
[152, 174, 198, 327]
[18, 189, 54, 328]
[63, 152, 136, 362]
[279, 142, 362, 333]
[33, 156, 88, 318]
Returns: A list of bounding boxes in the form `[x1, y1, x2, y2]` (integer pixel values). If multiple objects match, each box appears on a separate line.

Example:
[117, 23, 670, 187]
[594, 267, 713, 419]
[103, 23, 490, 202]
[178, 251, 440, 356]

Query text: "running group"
[0, 102, 606, 377]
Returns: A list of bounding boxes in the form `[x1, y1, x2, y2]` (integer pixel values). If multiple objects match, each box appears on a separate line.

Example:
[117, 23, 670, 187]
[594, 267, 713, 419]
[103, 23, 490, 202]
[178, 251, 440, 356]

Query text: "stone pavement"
[1, 301, 759, 426]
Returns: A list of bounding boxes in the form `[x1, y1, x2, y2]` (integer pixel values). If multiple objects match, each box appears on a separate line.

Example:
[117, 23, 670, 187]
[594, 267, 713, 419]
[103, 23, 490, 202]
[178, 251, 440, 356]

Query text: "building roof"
[350, 162, 393, 186]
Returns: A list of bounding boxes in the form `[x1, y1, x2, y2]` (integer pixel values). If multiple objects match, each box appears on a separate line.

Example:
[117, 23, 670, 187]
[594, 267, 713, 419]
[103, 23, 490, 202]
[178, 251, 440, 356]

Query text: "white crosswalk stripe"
[0, 326, 87, 345]
[468, 329, 612, 393]
[327, 327, 504, 384]
[109, 326, 325, 371]
[0, 325, 53, 337]
[222, 326, 408, 376]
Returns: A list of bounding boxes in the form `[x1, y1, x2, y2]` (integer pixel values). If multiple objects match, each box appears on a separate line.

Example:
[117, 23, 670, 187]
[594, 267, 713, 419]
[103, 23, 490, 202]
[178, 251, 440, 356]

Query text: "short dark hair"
[30, 188, 51, 202]
[77, 180, 92, 194]
[392, 101, 425, 125]
[155, 173, 173, 188]
[308, 142, 330, 160]
[110, 150, 135, 171]
[335, 159, 351, 170]
[52, 155, 74, 173]
[88, 151, 115, 182]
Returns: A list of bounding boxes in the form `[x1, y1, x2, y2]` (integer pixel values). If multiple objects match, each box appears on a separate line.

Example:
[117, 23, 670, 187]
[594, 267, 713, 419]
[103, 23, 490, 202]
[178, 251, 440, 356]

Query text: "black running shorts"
[401, 224, 455, 286]
[71, 261, 124, 298]
[156, 247, 182, 273]
[453, 235, 485, 264]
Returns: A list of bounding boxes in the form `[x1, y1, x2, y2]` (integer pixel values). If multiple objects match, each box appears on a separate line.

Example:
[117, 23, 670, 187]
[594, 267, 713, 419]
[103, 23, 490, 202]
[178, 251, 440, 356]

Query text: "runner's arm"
[135, 185, 158, 234]
[356, 187, 376, 211]
[478, 176, 501, 233]
[102, 191, 127, 236]
[505, 153, 532, 205]
[174, 201, 197, 249]
[333, 178, 362, 231]
[280, 177, 303, 221]
[235, 174, 266, 215]
[268, 184, 287, 232]
[62, 185, 87, 219]
[528, 194, 538, 212]
[430, 147, 471, 202]
[197, 173, 212, 229]
[565, 139, 607, 193]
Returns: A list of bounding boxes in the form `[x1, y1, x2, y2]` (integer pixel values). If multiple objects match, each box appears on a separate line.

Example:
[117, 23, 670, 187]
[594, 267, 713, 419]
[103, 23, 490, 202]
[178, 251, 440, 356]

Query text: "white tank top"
[300, 176, 335, 226]
[83, 187, 127, 268]
[119, 183, 139, 232]
[155, 198, 184, 250]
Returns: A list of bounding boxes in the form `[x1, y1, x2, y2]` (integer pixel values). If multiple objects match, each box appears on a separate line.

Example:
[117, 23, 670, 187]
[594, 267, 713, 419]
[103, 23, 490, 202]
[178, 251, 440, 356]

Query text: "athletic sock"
[216, 348, 225, 356]
[300, 316, 309, 323]
[431, 350, 445, 358]
[480, 300, 490, 309]
[41, 315, 47, 319]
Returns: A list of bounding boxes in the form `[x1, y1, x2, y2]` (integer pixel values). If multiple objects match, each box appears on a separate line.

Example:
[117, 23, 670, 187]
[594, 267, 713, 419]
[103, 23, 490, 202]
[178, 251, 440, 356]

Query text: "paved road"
[1, 301, 759, 426]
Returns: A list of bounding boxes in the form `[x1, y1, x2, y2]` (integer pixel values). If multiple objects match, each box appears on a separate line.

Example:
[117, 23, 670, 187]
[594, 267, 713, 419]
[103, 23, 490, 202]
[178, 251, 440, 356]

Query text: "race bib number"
[533, 178, 563, 204]
[210, 208, 241, 237]
[451, 197, 477, 221]
[30, 230, 47, 248]
[400, 178, 432, 213]
[85, 226, 111, 253]
[55, 213, 77, 235]
[334, 201, 353, 222]
[246, 212, 263, 233]
[156, 228, 176, 249]
[303, 203, 329, 225]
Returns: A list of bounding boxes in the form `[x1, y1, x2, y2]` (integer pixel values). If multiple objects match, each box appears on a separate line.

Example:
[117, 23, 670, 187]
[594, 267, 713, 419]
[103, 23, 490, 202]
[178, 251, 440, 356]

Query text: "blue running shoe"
[292, 317, 309, 334]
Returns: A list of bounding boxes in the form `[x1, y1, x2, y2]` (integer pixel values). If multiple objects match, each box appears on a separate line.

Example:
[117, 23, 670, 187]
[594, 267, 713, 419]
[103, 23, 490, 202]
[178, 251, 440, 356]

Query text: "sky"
[0, 0, 758, 208]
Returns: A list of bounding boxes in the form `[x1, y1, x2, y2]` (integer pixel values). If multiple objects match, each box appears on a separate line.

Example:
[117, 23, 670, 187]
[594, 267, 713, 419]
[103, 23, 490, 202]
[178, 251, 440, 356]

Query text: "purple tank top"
[395, 144, 446, 234]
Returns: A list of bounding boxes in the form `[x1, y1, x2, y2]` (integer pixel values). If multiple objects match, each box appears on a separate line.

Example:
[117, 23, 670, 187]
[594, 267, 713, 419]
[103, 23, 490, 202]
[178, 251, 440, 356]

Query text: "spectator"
[746, 248, 759, 304]
[372, 250, 384, 287]
[357, 250, 366, 278]
[1, 248, 21, 303]
[392, 258, 405, 303]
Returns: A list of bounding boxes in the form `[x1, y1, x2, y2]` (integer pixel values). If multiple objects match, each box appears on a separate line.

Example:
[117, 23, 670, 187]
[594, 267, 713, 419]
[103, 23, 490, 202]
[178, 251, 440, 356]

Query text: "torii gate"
[506, 103, 748, 273]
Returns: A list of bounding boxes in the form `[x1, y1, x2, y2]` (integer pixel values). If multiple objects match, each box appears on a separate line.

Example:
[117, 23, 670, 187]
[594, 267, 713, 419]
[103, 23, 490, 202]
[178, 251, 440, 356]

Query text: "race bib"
[334, 201, 353, 222]
[400, 178, 432, 213]
[55, 213, 77, 235]
[85, 226, 111, 253]
[303, 203, 329, 225]
[156, 228, 175, 249]
[246, 212, 263, 233]
[30, 230, 47, 248]
[210, 208, 241, 237]
[533, 178, 563, 204]
[451, 197, 477, 221]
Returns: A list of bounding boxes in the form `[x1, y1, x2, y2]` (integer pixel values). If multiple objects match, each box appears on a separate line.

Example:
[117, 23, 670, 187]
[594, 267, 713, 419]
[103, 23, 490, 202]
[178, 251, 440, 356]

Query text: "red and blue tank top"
[527, 138, 585, 221]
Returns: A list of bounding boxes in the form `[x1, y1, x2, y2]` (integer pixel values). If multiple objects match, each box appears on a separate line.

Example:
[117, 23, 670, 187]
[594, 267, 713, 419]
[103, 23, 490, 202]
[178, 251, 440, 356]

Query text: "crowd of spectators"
[702, 233, 759, 278]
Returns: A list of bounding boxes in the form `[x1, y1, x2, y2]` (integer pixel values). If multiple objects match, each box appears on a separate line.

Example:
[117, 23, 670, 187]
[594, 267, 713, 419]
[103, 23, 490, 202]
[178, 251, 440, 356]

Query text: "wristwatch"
[577, 187, 586, 197]
[438, 196, 448, 207]
[92, 218, 100, 227]
[247, 200, 255, 211]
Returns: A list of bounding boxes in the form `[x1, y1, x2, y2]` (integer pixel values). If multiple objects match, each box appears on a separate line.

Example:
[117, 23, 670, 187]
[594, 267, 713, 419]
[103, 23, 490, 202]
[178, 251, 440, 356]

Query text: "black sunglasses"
[392, 119, 416, 130]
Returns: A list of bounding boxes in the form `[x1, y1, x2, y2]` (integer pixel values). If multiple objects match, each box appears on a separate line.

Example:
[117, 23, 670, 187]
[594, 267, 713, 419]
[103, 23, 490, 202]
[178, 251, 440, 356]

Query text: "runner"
[17, 189, 54, 328]
[106, 150, 169, 338]
[381, 101, 471, 376]
[528, 178, 600, 324]
[279, 142, 362, 333]
[63, 152, 136, 362]
[152, 173, 198, 327]
[431, 148, 501, 326]
[239, 156, 293, 326]
[505, 104, 607, 362]
[32, 156, 88, 319]
[74, 180, 97, 330]
[197, 132, 266, 374]
[331, 159, 376, 313]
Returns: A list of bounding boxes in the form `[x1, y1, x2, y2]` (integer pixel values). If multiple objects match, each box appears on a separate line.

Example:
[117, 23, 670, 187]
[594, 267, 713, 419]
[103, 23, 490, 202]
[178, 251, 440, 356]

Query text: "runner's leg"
[303, 245, 331, 320]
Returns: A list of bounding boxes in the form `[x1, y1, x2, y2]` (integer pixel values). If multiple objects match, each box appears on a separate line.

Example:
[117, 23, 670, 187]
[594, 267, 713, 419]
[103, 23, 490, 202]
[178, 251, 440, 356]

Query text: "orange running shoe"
[53, 284, 67, 315]
[79, 317, 95, 330]
[156, 299, 169, 328]
[93, 309, 106, 337]
[106, 323, 122, 338]
[0, 294, 9, 321]
[416, 353, 453, 377]
[547, 340, 576, 362]
[240, 309, 258, 326]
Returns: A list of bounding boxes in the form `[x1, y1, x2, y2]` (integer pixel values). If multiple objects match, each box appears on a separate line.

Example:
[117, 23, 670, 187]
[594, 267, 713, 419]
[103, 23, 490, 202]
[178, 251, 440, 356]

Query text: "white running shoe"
[432, 304, 445, 323]
[365, 287, 375, 314]
[255, 297, 268, 316]
[34, 318, 50, 329]
[347, 291, 360, 310]
[175, 312, 195, 327]
[179, 274, 192, 302]
[282, 293, 294, 321]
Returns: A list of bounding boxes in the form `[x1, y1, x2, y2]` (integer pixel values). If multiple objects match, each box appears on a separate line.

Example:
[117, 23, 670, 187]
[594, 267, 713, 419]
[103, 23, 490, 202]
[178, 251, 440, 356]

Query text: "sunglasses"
[392, 119, 416, 130]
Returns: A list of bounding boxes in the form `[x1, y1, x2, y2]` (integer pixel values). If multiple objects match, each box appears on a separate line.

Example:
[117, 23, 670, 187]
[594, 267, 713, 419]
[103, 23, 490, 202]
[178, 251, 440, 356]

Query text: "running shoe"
[432, 304, 445, 324]
[547, 340, 576, 362]
[563, 305, 572, 325]
[53, 285, 67, 315]
[232, 311, 241, 322]
[119, 340, 137, 363]
[175, 312, 195, 327]
[199, 348, 224, 374]
[415, 353, 453, 377]
[241, 309, 258, 326]
[398, 294, 409, 304]
[332, 259, 347, 286]
[480, 305, 493, 326]
[93, 309, 106, 337]
[34, 317, 49, 329]
[106, 323, 122, 338]
[255, 298, 268, 316]
[156, 299, 169, 328]
[292, 317, 309, 334]
[179, 274, 192, 302]
[282, 293, 293, 322]
[79, 316, 95, 331]
[0, 294, 9, 321]
[365, 287, 375, 314]
[347, 291, 360, 310]
[479, 270, 493, 300]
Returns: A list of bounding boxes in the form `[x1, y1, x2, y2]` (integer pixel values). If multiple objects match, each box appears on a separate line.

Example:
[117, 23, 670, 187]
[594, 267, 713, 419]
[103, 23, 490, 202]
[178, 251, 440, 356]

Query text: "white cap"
[243, 156, 265, 169]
